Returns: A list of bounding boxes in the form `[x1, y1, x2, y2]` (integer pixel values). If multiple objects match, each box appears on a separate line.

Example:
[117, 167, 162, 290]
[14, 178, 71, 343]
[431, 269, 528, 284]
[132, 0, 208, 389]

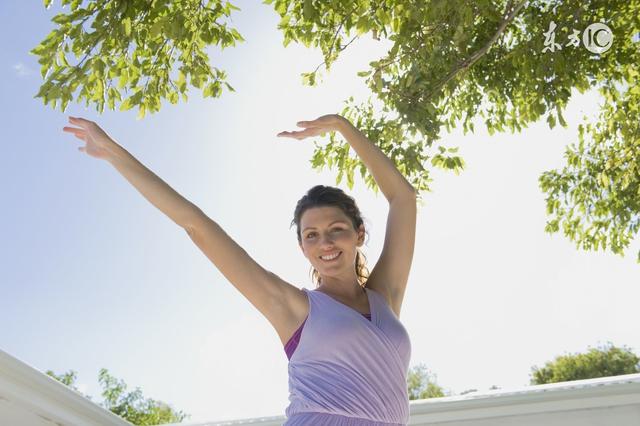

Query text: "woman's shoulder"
[269, 282, 310, 347]
[282, 284, 310, 320]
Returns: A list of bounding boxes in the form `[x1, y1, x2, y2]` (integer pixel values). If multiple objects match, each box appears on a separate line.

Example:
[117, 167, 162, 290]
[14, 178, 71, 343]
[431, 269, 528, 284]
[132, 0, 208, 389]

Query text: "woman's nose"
[319, 233, 334, 247]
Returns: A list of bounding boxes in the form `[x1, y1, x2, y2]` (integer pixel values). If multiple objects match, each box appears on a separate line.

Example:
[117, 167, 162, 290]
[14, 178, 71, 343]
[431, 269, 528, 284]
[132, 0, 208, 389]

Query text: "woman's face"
[299, 206, 365, 277]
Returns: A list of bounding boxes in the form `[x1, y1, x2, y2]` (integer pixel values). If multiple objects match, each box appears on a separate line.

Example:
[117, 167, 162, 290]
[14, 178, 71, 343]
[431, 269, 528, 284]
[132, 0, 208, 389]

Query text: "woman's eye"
[306, 229, 342, 239]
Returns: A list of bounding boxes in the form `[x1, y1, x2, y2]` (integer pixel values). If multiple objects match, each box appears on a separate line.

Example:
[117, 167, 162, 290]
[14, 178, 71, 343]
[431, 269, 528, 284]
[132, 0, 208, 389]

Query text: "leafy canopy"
[32, 0, 640, 261]
[33, 0, 242, 119]
[267, 0, 640, 262]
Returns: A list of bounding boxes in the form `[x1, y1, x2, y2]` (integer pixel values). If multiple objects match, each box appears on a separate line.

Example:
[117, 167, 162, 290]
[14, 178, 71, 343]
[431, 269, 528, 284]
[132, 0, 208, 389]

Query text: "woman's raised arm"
[278, 114, 416, 317]
[63, 116, 199, 229]
[63, 117, 299, 337]
[277, 115, 416, 202]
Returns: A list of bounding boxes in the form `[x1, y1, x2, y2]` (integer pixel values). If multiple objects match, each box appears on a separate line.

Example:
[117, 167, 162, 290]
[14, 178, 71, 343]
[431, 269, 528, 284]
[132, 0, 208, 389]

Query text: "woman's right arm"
[185, 211, 292, 315]
[63, 117, 296, 327]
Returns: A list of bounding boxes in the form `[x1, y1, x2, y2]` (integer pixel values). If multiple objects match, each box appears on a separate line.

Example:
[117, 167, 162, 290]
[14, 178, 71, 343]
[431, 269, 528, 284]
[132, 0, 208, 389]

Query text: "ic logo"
[583, 23, 613, 54]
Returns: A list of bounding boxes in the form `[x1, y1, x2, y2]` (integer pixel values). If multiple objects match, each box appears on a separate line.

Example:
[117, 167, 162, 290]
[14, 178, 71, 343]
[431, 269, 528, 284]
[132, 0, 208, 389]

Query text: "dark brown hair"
[291, 185, 370, 288]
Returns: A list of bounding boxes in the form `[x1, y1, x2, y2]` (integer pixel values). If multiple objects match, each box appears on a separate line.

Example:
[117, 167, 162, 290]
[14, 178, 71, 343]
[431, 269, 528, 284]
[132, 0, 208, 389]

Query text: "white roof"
[2, 347, 639, 426]
[0, 348, 132, 426]
[162, 373, 640, 426]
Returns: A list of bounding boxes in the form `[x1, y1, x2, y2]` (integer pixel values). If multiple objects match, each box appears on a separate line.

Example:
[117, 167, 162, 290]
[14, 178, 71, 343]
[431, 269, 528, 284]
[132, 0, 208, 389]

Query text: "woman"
[63, 114, 417, 425]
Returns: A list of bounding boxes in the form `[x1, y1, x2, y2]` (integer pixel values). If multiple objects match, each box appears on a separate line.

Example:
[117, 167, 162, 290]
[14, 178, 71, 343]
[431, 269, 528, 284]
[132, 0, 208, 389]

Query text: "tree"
[32, 0, 242, 118]
[32, 0, 640, 262]
[46, 367, 189, 425]
[407, 363, 448, 399]
[46, 369, 95, 400]
[406, 363, 502, 399]
[530, 341, 640, 384]
[268, 0, 640, 261]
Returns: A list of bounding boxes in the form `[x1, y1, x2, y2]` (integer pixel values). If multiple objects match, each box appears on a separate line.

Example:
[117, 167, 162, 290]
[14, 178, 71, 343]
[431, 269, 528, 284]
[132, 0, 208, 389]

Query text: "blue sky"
[1, 1, 639, 423]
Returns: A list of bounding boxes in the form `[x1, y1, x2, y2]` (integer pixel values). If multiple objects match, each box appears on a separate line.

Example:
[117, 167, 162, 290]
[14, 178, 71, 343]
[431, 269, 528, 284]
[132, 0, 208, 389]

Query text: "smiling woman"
[62, 112, 417, 425]
[277, 115, 417, 425]
[280, 185, 415, 424]
[292, 186, 370, 290]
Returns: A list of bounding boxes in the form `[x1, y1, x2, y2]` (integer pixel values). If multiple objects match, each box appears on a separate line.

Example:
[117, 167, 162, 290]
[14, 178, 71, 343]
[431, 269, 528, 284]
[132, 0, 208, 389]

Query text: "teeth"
[321, 251, 340, 260]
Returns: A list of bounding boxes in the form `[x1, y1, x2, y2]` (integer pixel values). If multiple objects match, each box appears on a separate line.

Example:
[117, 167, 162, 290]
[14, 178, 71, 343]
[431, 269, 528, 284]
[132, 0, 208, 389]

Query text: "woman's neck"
[317, 276, 364, 299]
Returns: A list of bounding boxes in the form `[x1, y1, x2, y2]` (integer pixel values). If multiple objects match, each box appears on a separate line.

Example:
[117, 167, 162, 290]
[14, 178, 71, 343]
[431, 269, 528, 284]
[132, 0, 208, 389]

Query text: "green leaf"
[119, 98, 134, 111]
[122, 18, 132, 37]
[137, 104, 146, 120]
[168, 91, 179, 104]
[149, 20, 164, 39]
[57, 50, 69, 67]
[355, 16, 370, 35]
[301, 71, 316, 86]
[303, 0, 316, 20]
[279, 14, 291, 27]
[547, 114, 556, 129]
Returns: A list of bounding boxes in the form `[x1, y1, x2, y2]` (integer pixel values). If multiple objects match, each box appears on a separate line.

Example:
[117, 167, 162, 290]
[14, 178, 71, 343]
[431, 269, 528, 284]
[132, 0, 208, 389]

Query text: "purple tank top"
[283, 287, 411, 425]
[284, 313, 371, 360]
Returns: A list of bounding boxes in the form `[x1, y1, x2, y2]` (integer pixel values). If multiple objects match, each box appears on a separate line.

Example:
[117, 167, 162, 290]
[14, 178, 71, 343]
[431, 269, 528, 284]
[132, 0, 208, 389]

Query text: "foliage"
[530, 341, 640, 384]
[407, 363, 503, 399]
[33, 0, 640, 260]
[31, 0, 243, 119]
[407, 342, 639, 401]
[46, 367, 189, 425]
[407, 363, 448, 399]
[46, 368, 95, 400]
[267, 0, 640, 261]
[540, 81, 640, 260]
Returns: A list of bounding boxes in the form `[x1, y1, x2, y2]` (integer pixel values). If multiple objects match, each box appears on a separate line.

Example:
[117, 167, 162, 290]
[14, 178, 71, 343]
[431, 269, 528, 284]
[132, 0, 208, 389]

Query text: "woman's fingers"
[62, 125, 88, 143]
[278, 117, 334, 138]
[69, 116, 91, 124]
[68, 116, 95, 130]
[63, 126, 85, 137]
[278, 129, 308, 138]
[277, 127, 325, 140]
[280, 132, 298, 139]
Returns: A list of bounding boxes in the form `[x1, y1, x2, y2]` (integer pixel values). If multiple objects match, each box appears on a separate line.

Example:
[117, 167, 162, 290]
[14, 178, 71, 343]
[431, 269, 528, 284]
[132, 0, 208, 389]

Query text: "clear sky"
[1, 1, 639, 424]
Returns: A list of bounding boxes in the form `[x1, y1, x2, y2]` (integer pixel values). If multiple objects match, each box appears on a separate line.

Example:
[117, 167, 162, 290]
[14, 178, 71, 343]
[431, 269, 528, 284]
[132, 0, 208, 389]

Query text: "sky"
[1, 1, 639, 424]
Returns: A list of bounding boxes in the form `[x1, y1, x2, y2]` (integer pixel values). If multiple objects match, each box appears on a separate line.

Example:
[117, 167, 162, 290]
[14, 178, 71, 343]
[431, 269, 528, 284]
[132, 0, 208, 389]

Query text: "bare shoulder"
[280, 280, 310, 320]
[269, 275, 310, 346]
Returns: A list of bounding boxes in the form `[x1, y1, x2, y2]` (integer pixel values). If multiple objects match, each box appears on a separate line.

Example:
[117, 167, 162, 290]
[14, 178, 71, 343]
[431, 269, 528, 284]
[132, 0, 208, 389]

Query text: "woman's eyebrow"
[302, 220, 347, 233]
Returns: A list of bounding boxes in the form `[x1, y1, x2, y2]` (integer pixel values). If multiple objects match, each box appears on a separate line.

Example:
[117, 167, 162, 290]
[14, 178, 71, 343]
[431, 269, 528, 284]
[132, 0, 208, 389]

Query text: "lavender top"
[283, 287, 412, 425]
[284, 313, 371, 360]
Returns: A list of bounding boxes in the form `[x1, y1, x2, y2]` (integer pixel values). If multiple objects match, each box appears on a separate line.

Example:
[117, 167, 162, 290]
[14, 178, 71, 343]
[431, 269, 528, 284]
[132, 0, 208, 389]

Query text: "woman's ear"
[357, 224, 365, 247]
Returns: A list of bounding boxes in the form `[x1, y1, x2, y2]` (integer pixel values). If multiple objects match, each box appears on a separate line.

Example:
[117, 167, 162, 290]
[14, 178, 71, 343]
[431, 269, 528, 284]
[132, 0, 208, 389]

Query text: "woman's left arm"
[334, 116, 416, 202]
[278, 114, 417, 315]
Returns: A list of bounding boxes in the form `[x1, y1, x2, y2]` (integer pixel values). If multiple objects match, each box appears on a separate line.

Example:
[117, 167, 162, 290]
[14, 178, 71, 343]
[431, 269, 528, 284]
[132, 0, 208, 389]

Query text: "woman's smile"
[319, 251, 342, 262]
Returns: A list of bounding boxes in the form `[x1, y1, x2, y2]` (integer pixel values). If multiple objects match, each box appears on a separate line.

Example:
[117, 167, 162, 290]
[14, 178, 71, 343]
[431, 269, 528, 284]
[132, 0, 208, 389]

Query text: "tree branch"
[407, 0, 528, 105]
[310, 6, 360, 75]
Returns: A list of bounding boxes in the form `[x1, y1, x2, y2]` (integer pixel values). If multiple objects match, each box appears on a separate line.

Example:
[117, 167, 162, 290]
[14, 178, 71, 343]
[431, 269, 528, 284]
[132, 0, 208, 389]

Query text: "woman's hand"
[276, 114, 348, 140]
[62, 116, 121, 161]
